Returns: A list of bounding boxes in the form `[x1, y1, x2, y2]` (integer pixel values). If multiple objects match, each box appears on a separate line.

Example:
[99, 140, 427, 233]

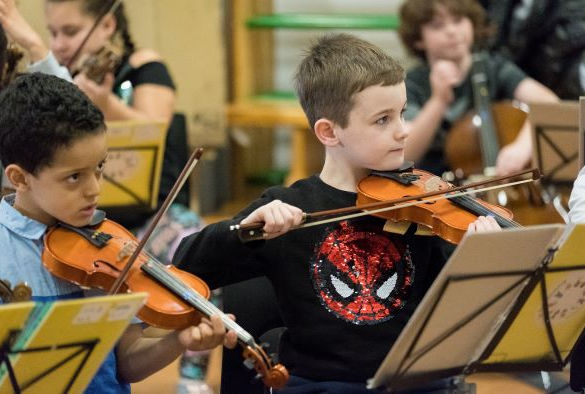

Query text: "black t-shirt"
[173, 175, 450, 382]
[114, 60, 175, 91]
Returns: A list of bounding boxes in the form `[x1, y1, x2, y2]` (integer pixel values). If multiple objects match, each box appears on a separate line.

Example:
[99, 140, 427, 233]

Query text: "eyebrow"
[370, 101, 407, 118]
[47, 23, 80, 31]
[58, 154, 108, 175]
[371, 108, 394, 118]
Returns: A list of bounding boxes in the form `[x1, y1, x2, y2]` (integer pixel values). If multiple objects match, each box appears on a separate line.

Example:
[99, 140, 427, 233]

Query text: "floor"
[131, 358, 571, 394]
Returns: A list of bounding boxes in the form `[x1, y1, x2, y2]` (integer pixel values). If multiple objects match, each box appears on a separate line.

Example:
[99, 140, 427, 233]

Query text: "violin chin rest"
[89, 209, 107, 226]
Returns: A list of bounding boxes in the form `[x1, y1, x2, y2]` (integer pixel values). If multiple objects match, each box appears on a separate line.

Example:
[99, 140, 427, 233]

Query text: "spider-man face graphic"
[311, 221, 414, 325]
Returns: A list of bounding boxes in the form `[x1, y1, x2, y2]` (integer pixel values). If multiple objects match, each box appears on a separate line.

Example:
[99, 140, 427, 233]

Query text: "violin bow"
[109, 147, 204, 294]
[232, 168, 541, 239]
[66, 0, 123, 70]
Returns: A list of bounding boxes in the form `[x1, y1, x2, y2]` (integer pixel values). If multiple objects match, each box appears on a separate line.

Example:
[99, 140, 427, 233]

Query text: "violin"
[43, 218, 209, 329]
[0, 45, 23, 90]
[71, 43, 123, 84]
[40, 149, 289, 389]
[233, 166, 539, 244]
[42, 216, 288, 388]
[356, 167, 520, 244]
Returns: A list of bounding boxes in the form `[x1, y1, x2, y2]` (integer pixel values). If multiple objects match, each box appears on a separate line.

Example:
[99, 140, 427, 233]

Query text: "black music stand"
[530, 101, 580, 188]
[0, 329, 98, 393]
[368, 224, 585, 392]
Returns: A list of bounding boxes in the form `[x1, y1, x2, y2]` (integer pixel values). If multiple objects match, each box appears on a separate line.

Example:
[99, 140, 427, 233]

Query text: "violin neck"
[471, 53, 500, 170]
[140, 259, 256, 346]
[451, 194, 520, 228]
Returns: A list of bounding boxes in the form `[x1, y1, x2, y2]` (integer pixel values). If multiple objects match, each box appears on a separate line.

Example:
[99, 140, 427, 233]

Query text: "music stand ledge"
[369, 224, 585, 391]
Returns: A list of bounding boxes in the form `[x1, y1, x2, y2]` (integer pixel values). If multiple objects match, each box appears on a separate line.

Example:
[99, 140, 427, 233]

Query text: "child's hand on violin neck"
[177, 314, 238, 351]
[240, 200, 304, 240]
[466, 215, 501, 234]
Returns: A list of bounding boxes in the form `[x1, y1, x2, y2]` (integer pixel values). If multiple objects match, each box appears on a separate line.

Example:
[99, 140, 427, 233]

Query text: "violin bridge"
[117, 241, 136, 262]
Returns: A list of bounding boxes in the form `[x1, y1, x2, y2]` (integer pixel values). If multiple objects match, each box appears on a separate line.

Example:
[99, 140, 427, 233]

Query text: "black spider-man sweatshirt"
[173, 175, 450, 383]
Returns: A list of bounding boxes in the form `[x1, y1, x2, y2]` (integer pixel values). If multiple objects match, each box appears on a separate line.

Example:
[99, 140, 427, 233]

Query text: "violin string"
[148, 262, 256, 345]
[141, 258, 255, 345]
[109, 148, 203, 295]
[453, 195, 520, 228]
[296, 178, 532, 229]
[105, 234, 255, 343]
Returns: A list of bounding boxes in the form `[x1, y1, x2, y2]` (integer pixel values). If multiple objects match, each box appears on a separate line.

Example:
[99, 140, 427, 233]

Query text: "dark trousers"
[273, 375, 476, 394]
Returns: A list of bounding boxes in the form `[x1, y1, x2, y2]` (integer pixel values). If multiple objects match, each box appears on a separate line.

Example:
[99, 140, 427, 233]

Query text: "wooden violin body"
[43, 219, 210, 330]
[71, 43, 122, 84]
[445, 101, 527, 177]
[357, 168, 519, 244]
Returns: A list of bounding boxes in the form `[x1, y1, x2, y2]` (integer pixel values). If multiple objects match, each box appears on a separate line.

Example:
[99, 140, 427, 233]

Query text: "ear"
[414, 39, 425, 51]
[99, 13, 117, 40]
[5, 164, 31, 192]
[314, 118, 340, 147]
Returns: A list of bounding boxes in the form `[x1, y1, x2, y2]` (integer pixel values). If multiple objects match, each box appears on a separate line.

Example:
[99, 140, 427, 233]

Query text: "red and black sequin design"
[311, 220, 414, 325]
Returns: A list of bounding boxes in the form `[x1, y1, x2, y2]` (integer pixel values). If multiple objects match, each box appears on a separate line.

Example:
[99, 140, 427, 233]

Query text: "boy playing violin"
[398, 0, 558, 177]
[0, 73, 237, 392]
[173, 33, 500, 393]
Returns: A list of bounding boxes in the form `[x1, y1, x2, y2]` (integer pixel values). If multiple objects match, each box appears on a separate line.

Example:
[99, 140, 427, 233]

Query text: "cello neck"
[470, 52, 500, 171]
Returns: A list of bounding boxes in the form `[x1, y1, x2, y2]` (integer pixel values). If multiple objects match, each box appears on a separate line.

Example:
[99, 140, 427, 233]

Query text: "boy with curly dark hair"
[0, 73, 236, 392]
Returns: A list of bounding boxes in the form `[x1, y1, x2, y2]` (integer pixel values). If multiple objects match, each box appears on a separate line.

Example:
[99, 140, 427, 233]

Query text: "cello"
[444, 52, 528, 177]
[443, 52, 561, 225]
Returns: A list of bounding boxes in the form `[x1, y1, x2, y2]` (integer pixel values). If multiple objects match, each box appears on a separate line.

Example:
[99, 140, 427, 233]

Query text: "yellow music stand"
[101, 120, 168, 211]
[369, 224, 585, 391]
[0, 293, 146, 393]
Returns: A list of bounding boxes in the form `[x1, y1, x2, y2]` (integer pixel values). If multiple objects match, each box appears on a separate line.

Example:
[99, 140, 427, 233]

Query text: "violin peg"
[243, 358, 254, 370]
[247, 374, 262, 387]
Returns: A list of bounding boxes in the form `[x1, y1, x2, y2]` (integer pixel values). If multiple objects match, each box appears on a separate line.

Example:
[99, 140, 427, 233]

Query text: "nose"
[84, 173, 101, 199]
[444, 21, 458, 36]
[394, 117, 409, 142]
[51, 35, 69, 60]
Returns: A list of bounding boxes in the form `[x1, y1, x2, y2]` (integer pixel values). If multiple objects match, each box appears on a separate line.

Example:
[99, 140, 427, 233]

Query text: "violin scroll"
[71, 43, 123, 84]
[0, 279, 32, 303]
[242, 344, 289, 389]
